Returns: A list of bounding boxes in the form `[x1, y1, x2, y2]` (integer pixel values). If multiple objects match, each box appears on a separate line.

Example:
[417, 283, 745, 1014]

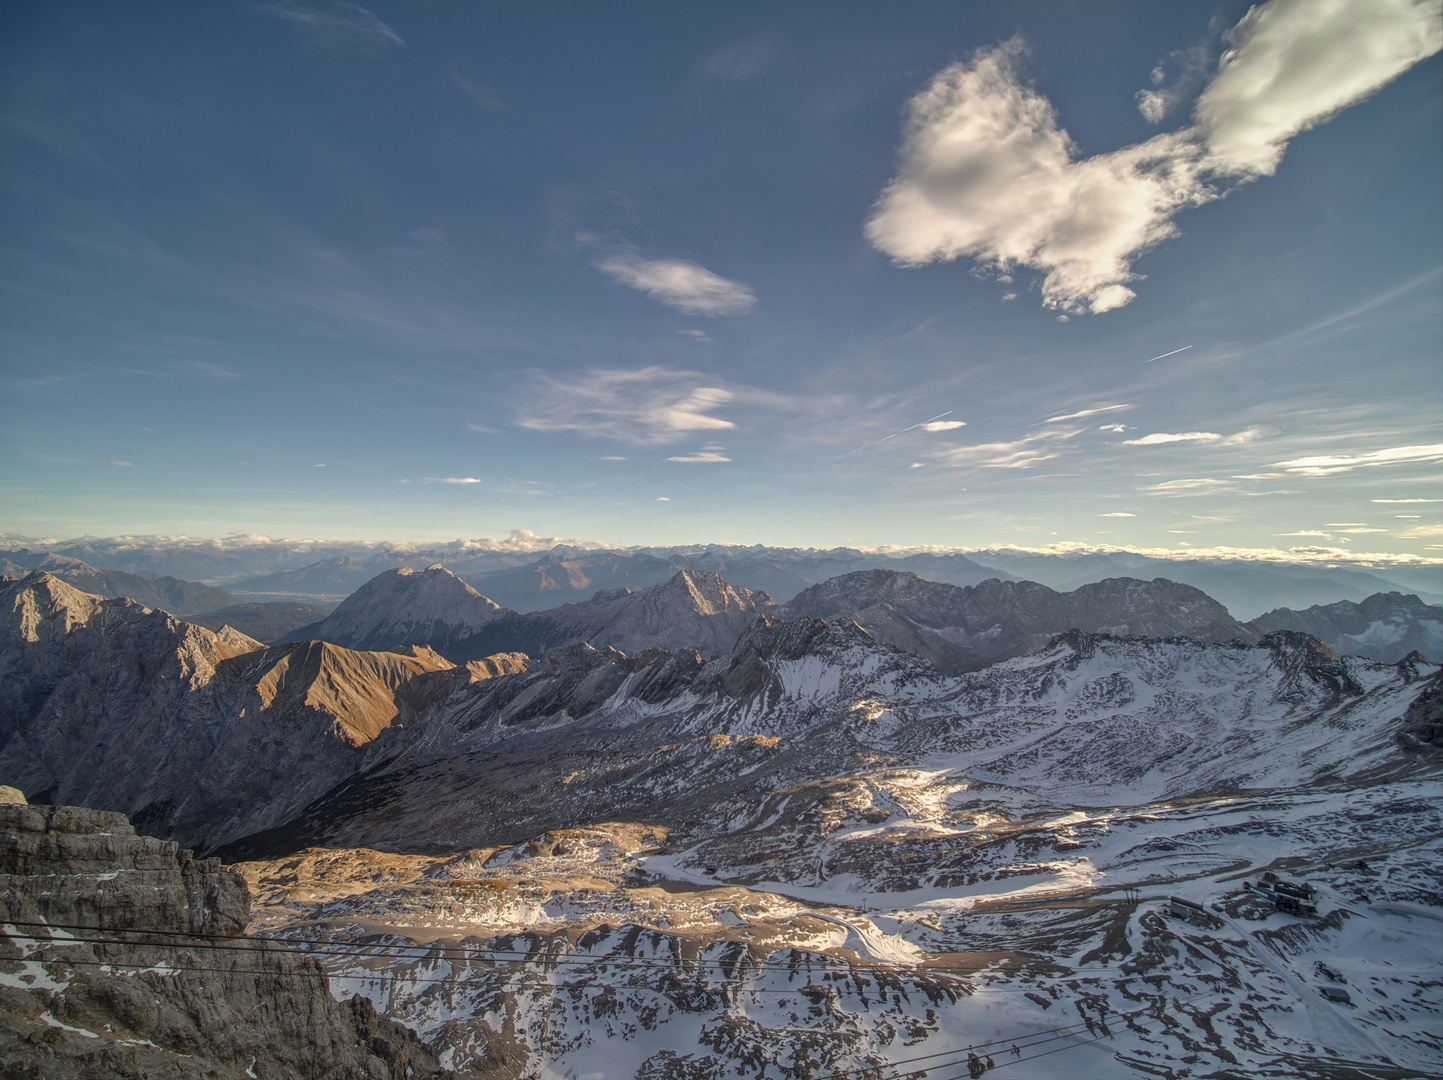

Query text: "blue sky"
[2, 0, 1440, 564]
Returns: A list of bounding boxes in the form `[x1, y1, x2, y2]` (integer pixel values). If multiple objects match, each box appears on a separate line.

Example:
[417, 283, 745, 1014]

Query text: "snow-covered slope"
[220, 620, 1441, 1079]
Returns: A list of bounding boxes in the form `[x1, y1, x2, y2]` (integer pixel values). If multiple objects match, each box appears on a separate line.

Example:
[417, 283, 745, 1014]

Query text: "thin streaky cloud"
[841, 411, 958, 457]
[258, 2, 405, 51]
[1146, 346, 1192, 362]
[1045, 404, 1132, 423]
[95, 460, 133, 467]
[1273, 443, 1443, 476]
[666, 451, 732, 464]
[1372, 497, 1443, 503]
[1124, 431, 1223, 446]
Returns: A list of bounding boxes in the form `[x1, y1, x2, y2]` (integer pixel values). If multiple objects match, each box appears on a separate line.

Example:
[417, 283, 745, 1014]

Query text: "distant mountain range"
[281, 566, 775, 662]
[279, 564, 1440, 670]
[1250, 592, 1442, 663]
[0, 550, 236, 615]
[783, 570, 1253, 674]
[8, 565, 1435, 864]
[7, 536, 1436, 618]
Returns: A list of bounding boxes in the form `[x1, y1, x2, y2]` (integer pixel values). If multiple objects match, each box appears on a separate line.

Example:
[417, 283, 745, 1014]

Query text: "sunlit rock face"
[0, 572, 516, 852]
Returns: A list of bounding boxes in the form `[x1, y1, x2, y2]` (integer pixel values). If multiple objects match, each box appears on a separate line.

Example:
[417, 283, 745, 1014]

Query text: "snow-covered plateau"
[225, 623, 1441, 1079]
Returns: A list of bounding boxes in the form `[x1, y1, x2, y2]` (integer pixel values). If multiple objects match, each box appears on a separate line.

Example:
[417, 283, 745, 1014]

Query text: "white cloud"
[1276, 529, 1333, 537]
[1099, 423, 1129, 433]
[678, 329, 713, 341]
[1373, 497, 1443, 503]
[598, 255, 756, 316]
[655, 497, 671, 502]
[466, 423, 501, 435]
[517, 366, 787, 445]
[866, 0, 1441, 313]
[1272, 443, 1443, 475]
[937, 427, 1078, 470]
[1124, 431, 1224, 445]
[259, 1, 405, 51]
[1195, 0, 1443, 176]
[1046, 404, 1132, 423]
[910, 462, 925, 468]
[920, 420, 967, 432]
[1143, 477, 1236, 495]
[428, 477, 481, 484]
[666, 450, 732, 463]
[1124, 426, 1265, 446]
[1101, 512, 1136, 517]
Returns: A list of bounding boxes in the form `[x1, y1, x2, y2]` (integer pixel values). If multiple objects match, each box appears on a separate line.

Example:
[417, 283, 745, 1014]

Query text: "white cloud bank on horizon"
[598, 255, 756, 316]
[865, 0, 1442, 314]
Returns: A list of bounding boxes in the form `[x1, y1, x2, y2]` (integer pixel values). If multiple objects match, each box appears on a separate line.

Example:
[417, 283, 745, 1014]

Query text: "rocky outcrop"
[0, 573, 522, 852]
[0, 800, 449, 1078]
[1246, 592, 1442, 663]
[281, 565, 506, 654]
[782, 570, 1252, 674]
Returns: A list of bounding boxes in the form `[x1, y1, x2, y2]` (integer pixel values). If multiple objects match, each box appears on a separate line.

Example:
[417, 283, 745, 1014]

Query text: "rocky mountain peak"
[281, 563, 506, 653]
[1260, 629, 1365, 701]
[660, 569, 773, 616]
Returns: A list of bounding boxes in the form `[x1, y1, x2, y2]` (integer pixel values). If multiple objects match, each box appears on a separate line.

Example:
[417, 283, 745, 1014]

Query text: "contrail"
[842, 411, 954, 457]
[1146, 346, 1192, 363]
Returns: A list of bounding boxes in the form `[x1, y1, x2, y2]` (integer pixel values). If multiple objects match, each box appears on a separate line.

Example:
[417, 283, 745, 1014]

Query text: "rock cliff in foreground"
[0, 796, 449, 1079]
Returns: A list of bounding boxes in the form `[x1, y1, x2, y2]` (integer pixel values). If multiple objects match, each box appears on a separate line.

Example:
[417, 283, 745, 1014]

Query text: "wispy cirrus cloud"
[1273, 443, 1443, 476]
[866, 0, 1441, 313]
[598, 255, 756, 316]
[516, 366, 783, 445]
[1045, 404, 1132, 423]
[1124, 431, 1223, 446]
[258, 1, 405, 52]
[448, 67, 504, 112]
[667, 445, 732, 464]
[936, 426, 1080, 470]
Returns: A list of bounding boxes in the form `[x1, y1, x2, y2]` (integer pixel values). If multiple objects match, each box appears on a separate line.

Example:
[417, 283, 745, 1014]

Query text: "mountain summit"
[281, 564, 504, 653]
